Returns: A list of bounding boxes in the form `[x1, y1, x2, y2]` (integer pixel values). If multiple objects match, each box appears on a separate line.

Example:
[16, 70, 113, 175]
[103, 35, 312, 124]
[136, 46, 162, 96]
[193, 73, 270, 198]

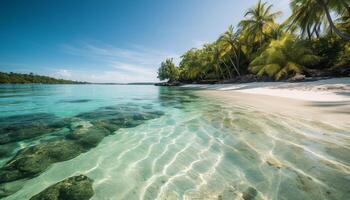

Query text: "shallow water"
[0, 84, 349, 200]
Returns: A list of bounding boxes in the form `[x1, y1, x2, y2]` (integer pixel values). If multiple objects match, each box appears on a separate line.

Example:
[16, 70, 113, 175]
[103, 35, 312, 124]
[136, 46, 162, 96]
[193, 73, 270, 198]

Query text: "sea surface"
[0, 84, 349, 200]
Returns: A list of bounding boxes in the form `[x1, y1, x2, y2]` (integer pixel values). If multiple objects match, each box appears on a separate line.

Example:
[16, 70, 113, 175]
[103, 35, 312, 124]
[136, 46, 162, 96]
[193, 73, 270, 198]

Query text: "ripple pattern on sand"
[2, 86, 349, 200]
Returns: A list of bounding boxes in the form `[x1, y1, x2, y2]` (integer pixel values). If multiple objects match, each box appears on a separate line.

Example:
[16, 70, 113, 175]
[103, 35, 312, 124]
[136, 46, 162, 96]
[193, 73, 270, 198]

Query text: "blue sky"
[0, 0, 290, 83]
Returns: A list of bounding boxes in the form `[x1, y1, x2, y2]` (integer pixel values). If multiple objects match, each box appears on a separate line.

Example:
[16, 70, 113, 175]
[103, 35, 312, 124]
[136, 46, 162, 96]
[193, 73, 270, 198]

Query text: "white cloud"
[60, 42, 180, 83]
[111, 61, 155, 77]
[77, 70, 154, 83]
[47, 68, 156, 83]
[53, 69, 72, 79]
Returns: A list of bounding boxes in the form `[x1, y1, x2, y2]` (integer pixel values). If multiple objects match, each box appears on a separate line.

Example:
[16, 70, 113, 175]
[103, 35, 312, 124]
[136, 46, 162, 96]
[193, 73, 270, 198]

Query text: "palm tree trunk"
[228, 43, 241, 77]
[235, 46, 241, 74]
[307, 25, 312, 39]
[222, 61, 233, 79]
[228, 56, 241, 76]
[217, 64, 225, 80]
[315, 27, 320, 38]
[238, 46, 242, 65]
[313, 24, 320, 38]
[316, 0, 350, 40]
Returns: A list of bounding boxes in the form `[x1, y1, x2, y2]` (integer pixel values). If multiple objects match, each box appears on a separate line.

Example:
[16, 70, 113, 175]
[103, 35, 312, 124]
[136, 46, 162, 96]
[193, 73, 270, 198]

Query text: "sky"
[0, 0, 290, 83]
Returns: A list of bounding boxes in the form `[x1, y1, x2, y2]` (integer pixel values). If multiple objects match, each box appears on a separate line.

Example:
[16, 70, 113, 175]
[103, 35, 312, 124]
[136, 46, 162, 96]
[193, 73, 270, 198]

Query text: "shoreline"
[187, 77, 350, 128]
[182, 77, 350, 102]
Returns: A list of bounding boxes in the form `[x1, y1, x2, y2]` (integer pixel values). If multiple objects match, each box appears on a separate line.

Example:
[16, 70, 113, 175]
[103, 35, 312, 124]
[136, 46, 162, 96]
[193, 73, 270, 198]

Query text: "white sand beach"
[185, 78, 350, 127]
[183, 78, 350, 102]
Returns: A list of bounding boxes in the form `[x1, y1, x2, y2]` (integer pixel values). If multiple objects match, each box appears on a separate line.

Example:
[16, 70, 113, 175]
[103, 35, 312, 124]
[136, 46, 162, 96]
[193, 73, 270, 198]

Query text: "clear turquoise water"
[0, 84, 349, 200]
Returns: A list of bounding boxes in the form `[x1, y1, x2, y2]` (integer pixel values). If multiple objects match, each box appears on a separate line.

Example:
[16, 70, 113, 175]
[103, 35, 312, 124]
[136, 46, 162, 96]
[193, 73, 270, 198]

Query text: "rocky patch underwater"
[0, 85, 349, 200]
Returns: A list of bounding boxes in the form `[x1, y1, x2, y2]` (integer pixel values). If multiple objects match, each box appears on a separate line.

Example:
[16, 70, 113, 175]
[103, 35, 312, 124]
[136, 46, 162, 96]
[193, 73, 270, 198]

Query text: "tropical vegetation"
[158, 0, 350, 83]
[157, 58, 180, 82]
[250, 35, 320, 80]
[0, 72, 86, 84]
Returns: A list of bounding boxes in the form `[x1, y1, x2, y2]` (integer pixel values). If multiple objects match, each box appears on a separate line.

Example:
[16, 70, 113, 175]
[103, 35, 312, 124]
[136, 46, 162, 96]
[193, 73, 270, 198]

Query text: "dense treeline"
[0, 72, 87, 84]
[158, 0, 350, 83]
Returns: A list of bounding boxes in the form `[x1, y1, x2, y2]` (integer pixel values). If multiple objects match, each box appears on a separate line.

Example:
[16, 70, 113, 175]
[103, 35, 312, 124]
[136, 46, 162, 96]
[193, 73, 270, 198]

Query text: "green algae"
[29, 175, 93, 200]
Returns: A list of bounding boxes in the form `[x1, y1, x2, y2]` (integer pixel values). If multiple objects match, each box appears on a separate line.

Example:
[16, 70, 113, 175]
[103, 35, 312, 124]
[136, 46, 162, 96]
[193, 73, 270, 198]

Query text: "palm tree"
[289, 0, 350, 40]
[203, 44, 226, 79]
[249, 35, 320, 80]
[218, 25, 242, 77]
[318, 0, 350, 40]
[179, 49, 200, 81]
[287, 0, 324, 39]
[179, 48, 211, 81]
[269, 23, 288, 40]
[239, 0, 281, 46]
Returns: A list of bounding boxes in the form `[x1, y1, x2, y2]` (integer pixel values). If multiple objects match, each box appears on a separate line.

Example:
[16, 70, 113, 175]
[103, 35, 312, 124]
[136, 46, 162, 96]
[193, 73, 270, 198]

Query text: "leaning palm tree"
[249, 35, 320, 80]
[239, 0, 281, 46]
[289, 0, 350, 40]
[287, 0, 325, 39]
[218, 25, 242, 77]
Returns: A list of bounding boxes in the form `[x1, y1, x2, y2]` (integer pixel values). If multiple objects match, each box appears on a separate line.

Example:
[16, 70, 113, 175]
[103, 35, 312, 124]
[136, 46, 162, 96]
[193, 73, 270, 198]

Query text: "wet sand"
[197, 90, 350, 128]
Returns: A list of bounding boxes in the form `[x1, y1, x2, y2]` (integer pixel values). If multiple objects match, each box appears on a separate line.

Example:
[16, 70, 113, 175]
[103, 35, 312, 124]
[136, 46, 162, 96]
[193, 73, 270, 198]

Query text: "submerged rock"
[242, 187, 258, 200]
[266, 157, 284, 169]
[0, 143, 18, 158]
[0, 122, 109, 184]
[0, 104, 164, 197]
[0, 113, 69, 145]
[0, 140, 84, 183]
[0, 180, 25, 198]
[59, 99, 92, 103]
[76, 105, 164, 132]
[66, 123, 110, 149]
[29, 175, 94, 200]
[157, 88, 200, 108]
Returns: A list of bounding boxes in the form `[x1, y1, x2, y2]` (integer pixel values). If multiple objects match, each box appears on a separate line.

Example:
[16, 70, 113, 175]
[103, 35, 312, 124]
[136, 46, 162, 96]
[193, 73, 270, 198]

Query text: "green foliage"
[239, 0, 281, 46]
[203, 43, 226, 79]
[0, 72, 86, 84]
[249, 35, 320, 80]
[336, 12, 350, 35]
[178, 48, 213, 81]
[157, 58, 179, 82]
[156, 0, 350, 82]
[288, 0, 350, 40]
[309, 36, 343, 68]
[217, 25, 246, 76]
[335, 42, 350, 68]
[287, 0, 324, 39]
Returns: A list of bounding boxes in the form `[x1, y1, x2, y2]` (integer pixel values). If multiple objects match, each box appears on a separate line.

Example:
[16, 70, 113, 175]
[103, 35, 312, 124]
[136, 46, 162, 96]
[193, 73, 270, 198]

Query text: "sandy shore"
[183, 78, 350, 102]
[184, 78, 350, 128]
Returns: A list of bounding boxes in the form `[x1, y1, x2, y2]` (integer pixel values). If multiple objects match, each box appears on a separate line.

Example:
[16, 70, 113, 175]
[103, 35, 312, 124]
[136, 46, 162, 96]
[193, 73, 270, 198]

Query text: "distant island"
[0, 72, 88, 84]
